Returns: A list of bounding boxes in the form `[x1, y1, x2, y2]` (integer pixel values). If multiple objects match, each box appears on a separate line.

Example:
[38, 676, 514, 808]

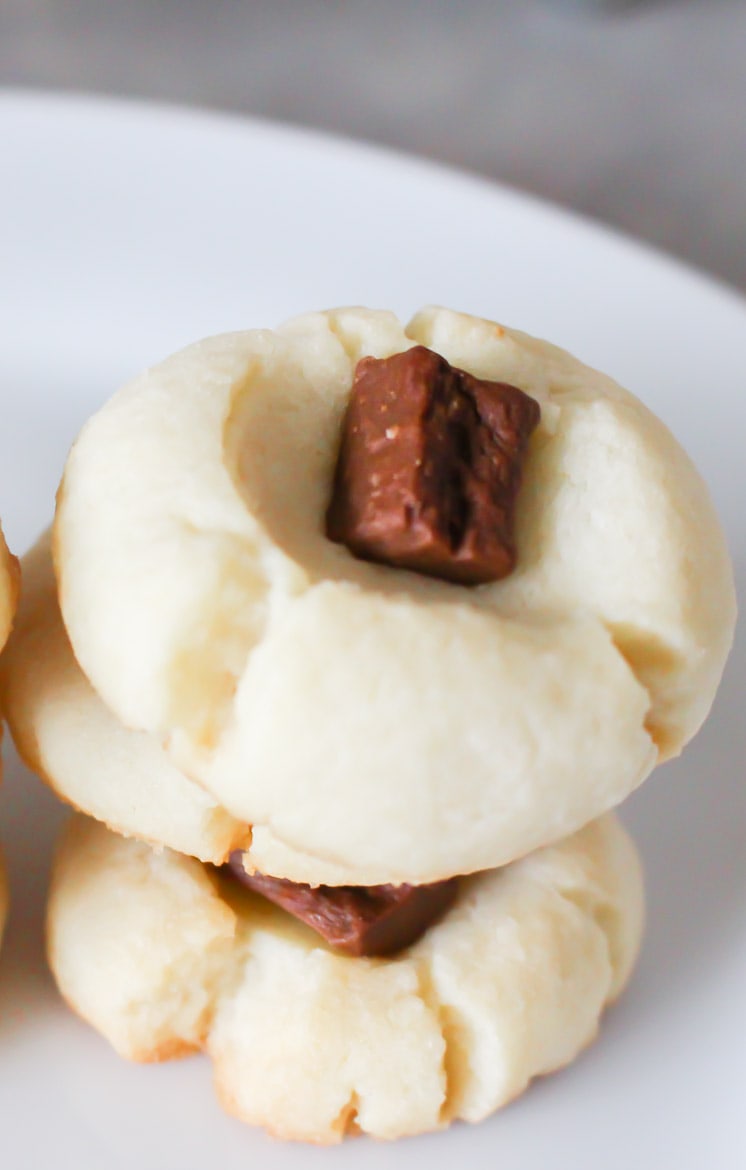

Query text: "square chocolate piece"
[325, 346, 540, 585]
[226, 855, 458, 957]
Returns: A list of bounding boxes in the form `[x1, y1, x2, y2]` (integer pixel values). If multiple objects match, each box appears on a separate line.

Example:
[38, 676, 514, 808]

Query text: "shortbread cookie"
[0, 533, 635, 892]
[0, 522, 19, 653]
[0, 534, 249, 865]
[1, 535, 406, 883]
[0, 518, 19, 680]
[54, 307, 735, 884]
[48, 813, 644, 1143]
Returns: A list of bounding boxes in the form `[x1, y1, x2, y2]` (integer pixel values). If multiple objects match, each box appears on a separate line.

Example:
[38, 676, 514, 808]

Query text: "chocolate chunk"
[326, 346, 540, 585]
[225, 854, 458, 957]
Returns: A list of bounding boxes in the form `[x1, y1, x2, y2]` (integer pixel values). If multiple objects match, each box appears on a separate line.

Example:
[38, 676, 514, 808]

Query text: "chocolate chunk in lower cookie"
[326, 346, 540, 585]
[226, 855, 459, 957]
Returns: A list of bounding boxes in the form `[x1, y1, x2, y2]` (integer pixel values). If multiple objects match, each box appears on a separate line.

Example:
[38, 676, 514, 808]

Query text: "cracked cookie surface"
[45, 306, 735, 883]
[0, 533, 249, 865]
[47, 813, 644, 1143]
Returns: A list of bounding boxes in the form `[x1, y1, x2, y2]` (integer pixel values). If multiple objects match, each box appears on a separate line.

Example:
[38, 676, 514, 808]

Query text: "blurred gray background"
[1, 0, 745, 291]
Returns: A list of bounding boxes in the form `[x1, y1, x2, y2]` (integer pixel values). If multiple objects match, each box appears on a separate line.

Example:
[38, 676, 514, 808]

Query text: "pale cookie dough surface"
[0, 533, 645, 885]
[0, 522, 19, 654]
[54, 306, 735, 883]
[48, 813, 644, 1144]
[0, 534, 249, 866]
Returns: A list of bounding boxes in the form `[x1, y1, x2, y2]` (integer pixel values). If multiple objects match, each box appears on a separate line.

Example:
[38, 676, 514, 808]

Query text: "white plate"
[0, 91, 743, 1169]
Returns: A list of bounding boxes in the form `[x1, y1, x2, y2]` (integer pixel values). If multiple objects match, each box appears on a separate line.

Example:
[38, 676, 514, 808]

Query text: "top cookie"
[54, 307, 735, 884]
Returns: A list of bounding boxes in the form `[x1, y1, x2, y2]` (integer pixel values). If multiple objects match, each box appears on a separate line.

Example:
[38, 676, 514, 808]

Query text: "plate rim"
[3, 82, 746, 319]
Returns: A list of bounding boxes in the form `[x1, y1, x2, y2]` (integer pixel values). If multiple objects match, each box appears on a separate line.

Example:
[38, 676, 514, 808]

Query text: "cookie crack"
[415, 960, 465, 1126]
[554, 883, 622, 995]
[603, 619, 684, 757]
[164, 519, 276, 749]
[324, 313, 413, 368]
[324, 315, 367, 365]
[332, 1091, 360, 1139]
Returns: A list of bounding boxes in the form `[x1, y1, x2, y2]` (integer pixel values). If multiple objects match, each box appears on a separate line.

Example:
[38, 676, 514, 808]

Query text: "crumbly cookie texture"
[0, 533, 641, 886]
[51, 306, 734, 883]
[0, 534, 249, 866]
[47, 813, 644, 1144]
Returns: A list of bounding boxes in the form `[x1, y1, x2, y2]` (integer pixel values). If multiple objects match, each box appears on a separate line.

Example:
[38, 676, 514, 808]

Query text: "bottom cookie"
[47, 814, 644, 1143]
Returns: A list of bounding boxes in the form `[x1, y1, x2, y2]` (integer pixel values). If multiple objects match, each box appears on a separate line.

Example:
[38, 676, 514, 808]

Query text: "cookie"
[47, 813, 644, 1143]
[0, 533, 249, 865]
[0, 522, 19, 654]
[0, 535, 409, 883]
[51, 306, 734, 884]
[5, 535, 633, 889]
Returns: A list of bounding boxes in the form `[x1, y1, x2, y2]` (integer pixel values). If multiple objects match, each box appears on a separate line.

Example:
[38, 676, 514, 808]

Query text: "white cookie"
[4, 536, 638, 888]
[54, 307, 735, 883]
[0, 535, 558, 887]
[0, 522, 19, 654]
[0, 534, 249, 865]
[0, 535, 633, 885]
[48, 813, 644, 1143]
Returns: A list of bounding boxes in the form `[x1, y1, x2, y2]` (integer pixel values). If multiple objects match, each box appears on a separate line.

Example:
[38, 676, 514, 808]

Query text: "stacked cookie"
[0, 306, 735, 1142]
[0, 525, 20, 952]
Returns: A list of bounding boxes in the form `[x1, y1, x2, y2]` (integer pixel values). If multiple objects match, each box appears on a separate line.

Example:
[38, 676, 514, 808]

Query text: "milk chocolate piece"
[326, 346, 540, 585]
[226, 854, 458, 957]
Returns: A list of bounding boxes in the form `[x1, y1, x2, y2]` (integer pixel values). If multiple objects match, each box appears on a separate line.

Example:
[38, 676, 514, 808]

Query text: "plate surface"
[0, 91, 743, 1169]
